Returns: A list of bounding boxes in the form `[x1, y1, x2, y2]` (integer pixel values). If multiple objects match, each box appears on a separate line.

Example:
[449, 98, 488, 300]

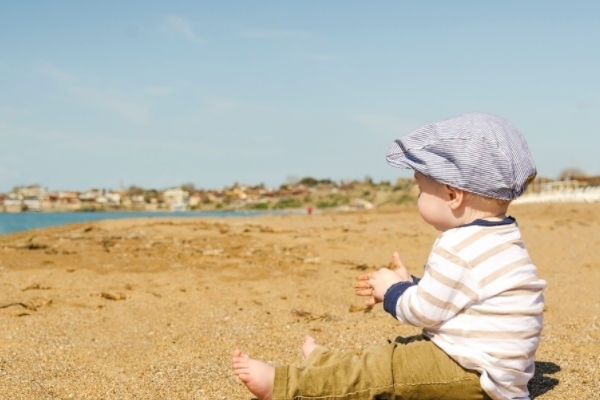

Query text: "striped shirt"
[385, 218, 546, 400]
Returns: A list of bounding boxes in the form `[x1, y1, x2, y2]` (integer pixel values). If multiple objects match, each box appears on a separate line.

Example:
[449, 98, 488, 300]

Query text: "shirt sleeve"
[385, 244, 480, 327]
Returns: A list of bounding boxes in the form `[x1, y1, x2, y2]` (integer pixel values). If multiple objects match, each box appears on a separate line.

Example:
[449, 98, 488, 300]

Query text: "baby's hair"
[462, 190, 511, 207]
[482, 196, 511, 207]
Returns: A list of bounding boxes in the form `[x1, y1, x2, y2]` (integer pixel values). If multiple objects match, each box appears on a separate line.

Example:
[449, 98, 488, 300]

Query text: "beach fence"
[514, 180, 600, 204]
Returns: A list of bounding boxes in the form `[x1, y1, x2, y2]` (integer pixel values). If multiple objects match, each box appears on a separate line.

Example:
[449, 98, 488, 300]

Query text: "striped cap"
[386, 112, 536, 200]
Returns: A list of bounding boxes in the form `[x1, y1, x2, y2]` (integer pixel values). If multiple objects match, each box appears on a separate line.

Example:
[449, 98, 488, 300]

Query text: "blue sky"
[1, 1, 599, 192]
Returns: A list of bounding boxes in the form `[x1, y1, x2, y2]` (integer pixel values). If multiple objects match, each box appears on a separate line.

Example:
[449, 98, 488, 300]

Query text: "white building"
[163, 188, 190, 211]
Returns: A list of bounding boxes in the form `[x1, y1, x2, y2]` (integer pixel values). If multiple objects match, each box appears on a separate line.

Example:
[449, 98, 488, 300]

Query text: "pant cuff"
[272, 365, 289, 400]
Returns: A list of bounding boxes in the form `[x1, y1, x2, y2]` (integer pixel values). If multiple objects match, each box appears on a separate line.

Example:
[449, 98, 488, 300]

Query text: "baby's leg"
[232, 349, 274, 400]
[391, 336, 490, 400]
[232, 335, 317, 400]
[301, 334, 318, 358]
[275, 339, 396, 399]
[234, 337, 397, 399]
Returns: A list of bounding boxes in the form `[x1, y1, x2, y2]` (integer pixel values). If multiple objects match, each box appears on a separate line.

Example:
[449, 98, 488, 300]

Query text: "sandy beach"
[1, 203, 599, 399]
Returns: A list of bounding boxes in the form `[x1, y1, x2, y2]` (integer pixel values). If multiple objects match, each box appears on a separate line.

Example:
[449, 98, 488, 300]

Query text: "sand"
[1, 203, 599, 399]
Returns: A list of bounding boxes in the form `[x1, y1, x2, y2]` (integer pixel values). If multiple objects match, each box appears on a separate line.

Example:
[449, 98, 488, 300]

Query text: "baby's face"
[414, 172, 455, 231]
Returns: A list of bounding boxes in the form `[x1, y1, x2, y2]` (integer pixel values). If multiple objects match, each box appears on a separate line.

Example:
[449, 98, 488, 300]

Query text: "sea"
[0, 210, 285, 235]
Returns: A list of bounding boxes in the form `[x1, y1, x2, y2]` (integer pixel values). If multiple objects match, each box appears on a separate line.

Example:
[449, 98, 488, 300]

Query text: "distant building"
[58, 191, 80, 203]
[95, 191, 120, 206]
[16, 185, 47, 199]
[80, 189, 102, 203]
[2, 185, 47, 212]
[41, 192, 58, 211]
[188, 192, 203, 207]
[163, 188, 189, 211]
[23, 198, 42, 211]
[106, 192, 121, 205]
[131, 195, 146, 204]
[3, 193, 23, 212]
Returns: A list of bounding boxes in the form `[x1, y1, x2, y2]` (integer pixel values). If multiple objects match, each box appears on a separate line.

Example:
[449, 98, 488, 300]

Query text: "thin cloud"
[37, 63, 101, 87]
[577, 101, 594, 110]
[37, 64, 150, 125]
[109, 101, 149, 125]
[250, 135, 271, 144]
[55, 132, 228, 159]
[0, 123, 71, 142]
[0, 105, 28, 119]
[307, 53, 336, 61]
[145, 86, 175, 97]
[352, 113, 419, 138]
[0, 166, 17, 179]
[37, 64, 73, 82]
[241, 28, 310, 40]
[205, 97, 271, 116]
[70, 86, 150, 125]
[164, 14, 203, 43]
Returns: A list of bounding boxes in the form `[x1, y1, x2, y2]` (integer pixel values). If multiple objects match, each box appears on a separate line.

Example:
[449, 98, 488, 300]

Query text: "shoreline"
[0, 209, 306, 236]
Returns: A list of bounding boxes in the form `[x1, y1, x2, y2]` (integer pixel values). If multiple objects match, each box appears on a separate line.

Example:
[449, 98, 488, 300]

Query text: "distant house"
[163, 188, 189, 211]
[58, 191, 81, 204]
[131, 195, 146, 204]
[23, 197, 42, 211]
[3, 193, 23, 212]
[188, 192, 203, 207]
[3, 185, 48, 212]
[259, 188, 276, 197]
[206, 191, 220, 202]
[95, 191, 120, 206]
[106, 192, 121, 205]
[235, 186, 248, 200]
[55, 191, 81, 210]
[41, 192, 58, 211]
[80, 189, 102, 203]
[16, 185, 47, 199]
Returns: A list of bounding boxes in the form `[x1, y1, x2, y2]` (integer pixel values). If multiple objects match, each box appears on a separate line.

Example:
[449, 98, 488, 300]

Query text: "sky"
[1, 1, 599, 192]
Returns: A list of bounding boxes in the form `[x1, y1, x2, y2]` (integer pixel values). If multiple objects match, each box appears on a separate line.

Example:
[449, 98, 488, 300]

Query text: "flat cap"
[386, 112, 536, 200]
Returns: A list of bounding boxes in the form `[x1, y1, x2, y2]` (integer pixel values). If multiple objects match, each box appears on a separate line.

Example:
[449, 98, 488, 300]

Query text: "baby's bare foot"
[232, 349, 274, 400]
[301, 334, 318, 358]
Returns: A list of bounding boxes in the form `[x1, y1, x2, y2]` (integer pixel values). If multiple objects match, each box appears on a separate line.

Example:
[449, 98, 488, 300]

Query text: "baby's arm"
[387, 246, 478, 327]
[353, 252, 413, 307]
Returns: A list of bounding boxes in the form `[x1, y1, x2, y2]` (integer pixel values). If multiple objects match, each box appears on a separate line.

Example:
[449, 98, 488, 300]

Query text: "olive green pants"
[273, 335, 492, 400]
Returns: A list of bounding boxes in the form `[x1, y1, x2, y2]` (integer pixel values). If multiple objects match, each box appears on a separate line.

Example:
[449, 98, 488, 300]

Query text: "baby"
[233, 112, 546, 400]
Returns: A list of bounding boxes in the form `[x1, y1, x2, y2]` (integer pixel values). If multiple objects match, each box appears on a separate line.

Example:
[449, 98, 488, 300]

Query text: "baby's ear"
[445, 185, 465, 209]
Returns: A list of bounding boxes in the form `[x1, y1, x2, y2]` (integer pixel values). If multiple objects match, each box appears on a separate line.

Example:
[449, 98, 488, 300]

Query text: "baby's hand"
[353, 273, 374, 297]
[390, 251, 411, 282]
[353, 272, 380, 307]
[352, 252, 411, 307]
